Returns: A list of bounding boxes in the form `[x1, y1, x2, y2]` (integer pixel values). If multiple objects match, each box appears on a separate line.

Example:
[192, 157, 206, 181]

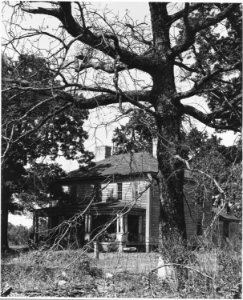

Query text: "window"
[117, 183, 122, 200]
[62, 185, 70, 194]
[94, 183, 102, 202]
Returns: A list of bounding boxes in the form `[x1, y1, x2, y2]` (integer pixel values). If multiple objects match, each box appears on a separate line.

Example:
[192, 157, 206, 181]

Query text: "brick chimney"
[95, 145, 112, 162]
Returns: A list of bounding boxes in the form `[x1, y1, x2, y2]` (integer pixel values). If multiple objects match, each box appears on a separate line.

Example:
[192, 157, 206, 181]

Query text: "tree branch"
[174, 61, 200, 73]
[182, 104, 241, 132]
[173, 62, 241, 101]
[76, 59, 127, 74]
[74, 90, 152, 110]
[171, 4, 235, 57]
[168, 3, 202, 25]
[21, 2, 153, 73]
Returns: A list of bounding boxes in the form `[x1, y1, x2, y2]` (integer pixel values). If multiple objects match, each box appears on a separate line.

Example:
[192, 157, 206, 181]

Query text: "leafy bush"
[8, 223, 32, 246]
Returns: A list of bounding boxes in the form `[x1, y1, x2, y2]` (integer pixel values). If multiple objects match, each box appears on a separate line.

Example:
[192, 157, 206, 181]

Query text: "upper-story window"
[94, 183, 102, 202]
[117, 183, 122, 200]
[62, 185, 70, 194]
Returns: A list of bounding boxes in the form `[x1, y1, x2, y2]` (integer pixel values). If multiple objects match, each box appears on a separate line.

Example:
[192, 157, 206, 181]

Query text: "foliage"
[8, 223, 32, 246]
[18, 163, 67, 210]
[2, 54, 93, 166]
[112, 110, 156, 154]
[113, 109, 242, 218]
[1, 53, 95, 249]
[185, 131, 242, 218]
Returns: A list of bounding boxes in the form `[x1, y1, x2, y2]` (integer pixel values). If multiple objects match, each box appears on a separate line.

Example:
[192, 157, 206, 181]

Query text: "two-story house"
[33, 145, 209, 252]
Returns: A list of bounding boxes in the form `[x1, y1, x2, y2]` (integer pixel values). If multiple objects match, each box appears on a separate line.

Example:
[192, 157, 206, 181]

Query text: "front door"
[127, 215, 139, 243]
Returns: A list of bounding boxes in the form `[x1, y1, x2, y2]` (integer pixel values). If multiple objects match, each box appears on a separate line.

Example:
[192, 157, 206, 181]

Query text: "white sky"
[3, 1, 241, 227]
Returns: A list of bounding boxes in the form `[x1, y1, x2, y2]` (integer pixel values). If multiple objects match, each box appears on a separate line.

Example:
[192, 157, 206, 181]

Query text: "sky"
[4, 1, 240, 227]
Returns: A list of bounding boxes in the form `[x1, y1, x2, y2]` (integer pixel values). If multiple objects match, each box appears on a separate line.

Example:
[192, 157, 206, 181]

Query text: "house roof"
[65, 151, 159, 180]
[63, 151, 193, 182]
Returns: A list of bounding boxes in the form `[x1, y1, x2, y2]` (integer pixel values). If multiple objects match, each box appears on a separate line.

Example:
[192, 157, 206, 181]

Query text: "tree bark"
[148, 3, 187, 238]
[153, 92, 187, 238]
[1, 191, 10, 251]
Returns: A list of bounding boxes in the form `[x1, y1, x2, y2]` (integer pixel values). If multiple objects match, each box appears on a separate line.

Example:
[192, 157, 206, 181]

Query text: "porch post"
[116, 214, 120, 233]
[116, 213, 125, 252]
[120, 214, 124, 233]
[84, 214, 92, 241]
[124, 215, 128, 233]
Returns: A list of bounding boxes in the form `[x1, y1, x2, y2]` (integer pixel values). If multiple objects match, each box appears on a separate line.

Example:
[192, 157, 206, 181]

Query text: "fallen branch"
[1, 286, 13, 297]
[150, 263, 213, 281]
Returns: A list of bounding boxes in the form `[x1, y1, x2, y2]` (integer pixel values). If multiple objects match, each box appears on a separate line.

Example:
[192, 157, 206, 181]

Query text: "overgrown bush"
[158, 229, 242, 298]
[8, 223, 32, 246]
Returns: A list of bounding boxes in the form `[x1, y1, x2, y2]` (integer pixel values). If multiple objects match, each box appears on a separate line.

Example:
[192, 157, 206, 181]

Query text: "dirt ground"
[87, 251, 160, 274]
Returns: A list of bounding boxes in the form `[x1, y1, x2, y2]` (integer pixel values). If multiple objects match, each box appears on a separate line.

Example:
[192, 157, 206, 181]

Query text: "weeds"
[1, 236, 241, 298]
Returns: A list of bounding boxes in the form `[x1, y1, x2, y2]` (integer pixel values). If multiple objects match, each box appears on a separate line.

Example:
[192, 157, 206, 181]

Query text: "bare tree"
[2, 2, 241, 237]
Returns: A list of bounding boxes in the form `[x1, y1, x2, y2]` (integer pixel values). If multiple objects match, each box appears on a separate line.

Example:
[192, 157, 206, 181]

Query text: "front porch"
[32, 202, 152, 252]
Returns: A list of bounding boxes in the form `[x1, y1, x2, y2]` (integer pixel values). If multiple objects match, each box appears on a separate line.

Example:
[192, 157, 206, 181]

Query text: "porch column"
[124, 215, 128, 233]
[33, 212, 39, 244]
[116, 214, 120, 234]
[84, 214, 92, 241]
[138, 216, 143, 242]
[116, 213, 125, 252]
[120, 214, 124, 233]
[146, 187, 151, 253]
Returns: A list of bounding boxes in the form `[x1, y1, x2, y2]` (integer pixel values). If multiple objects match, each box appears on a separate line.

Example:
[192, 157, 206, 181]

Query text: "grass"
[1, 240, 242, 298]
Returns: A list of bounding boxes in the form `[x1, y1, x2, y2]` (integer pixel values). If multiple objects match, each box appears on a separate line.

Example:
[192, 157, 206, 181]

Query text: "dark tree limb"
[173, 62, 241, 101]
[168, 3, 202, 25]
[21, 2, 154, 73]
[182, 104, 241, 132]
[171, 4, 235, 57]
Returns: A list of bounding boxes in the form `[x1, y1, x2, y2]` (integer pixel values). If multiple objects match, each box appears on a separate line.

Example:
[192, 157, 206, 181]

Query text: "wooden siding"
[76, 183, 95, 203]
[101, 178, 150, 207]
[64, 178, 151, 207]
[101, 182, 117, 202]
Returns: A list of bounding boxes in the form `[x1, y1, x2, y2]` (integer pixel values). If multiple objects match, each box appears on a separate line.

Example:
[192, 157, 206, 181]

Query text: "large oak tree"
[2, 2, 241, 239]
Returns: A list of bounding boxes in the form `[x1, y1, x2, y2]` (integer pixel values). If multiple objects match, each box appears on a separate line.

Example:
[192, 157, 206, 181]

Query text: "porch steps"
[123, 247, 137, 252]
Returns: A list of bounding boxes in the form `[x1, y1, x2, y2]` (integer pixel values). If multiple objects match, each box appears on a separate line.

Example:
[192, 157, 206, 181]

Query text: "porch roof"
[35, 201, 145, 217]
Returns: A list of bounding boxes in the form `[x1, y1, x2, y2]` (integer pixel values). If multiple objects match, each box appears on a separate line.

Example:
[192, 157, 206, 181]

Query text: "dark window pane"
[117, 183, 122, 200]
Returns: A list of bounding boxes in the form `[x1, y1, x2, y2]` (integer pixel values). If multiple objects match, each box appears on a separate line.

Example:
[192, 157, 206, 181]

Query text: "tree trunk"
[151, 64, 187, 238]
[1, 193, 10, 251]
[156, 120, 187, 239]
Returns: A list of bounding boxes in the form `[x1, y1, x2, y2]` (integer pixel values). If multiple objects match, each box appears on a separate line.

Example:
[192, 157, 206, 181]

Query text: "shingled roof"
[66, 151, 158, 180]
[63, 151, 192, 181]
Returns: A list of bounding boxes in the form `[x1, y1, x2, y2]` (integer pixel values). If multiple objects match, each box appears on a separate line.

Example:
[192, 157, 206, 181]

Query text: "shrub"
[158, 229, 242, 298]
[8, 223, 32, 246]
